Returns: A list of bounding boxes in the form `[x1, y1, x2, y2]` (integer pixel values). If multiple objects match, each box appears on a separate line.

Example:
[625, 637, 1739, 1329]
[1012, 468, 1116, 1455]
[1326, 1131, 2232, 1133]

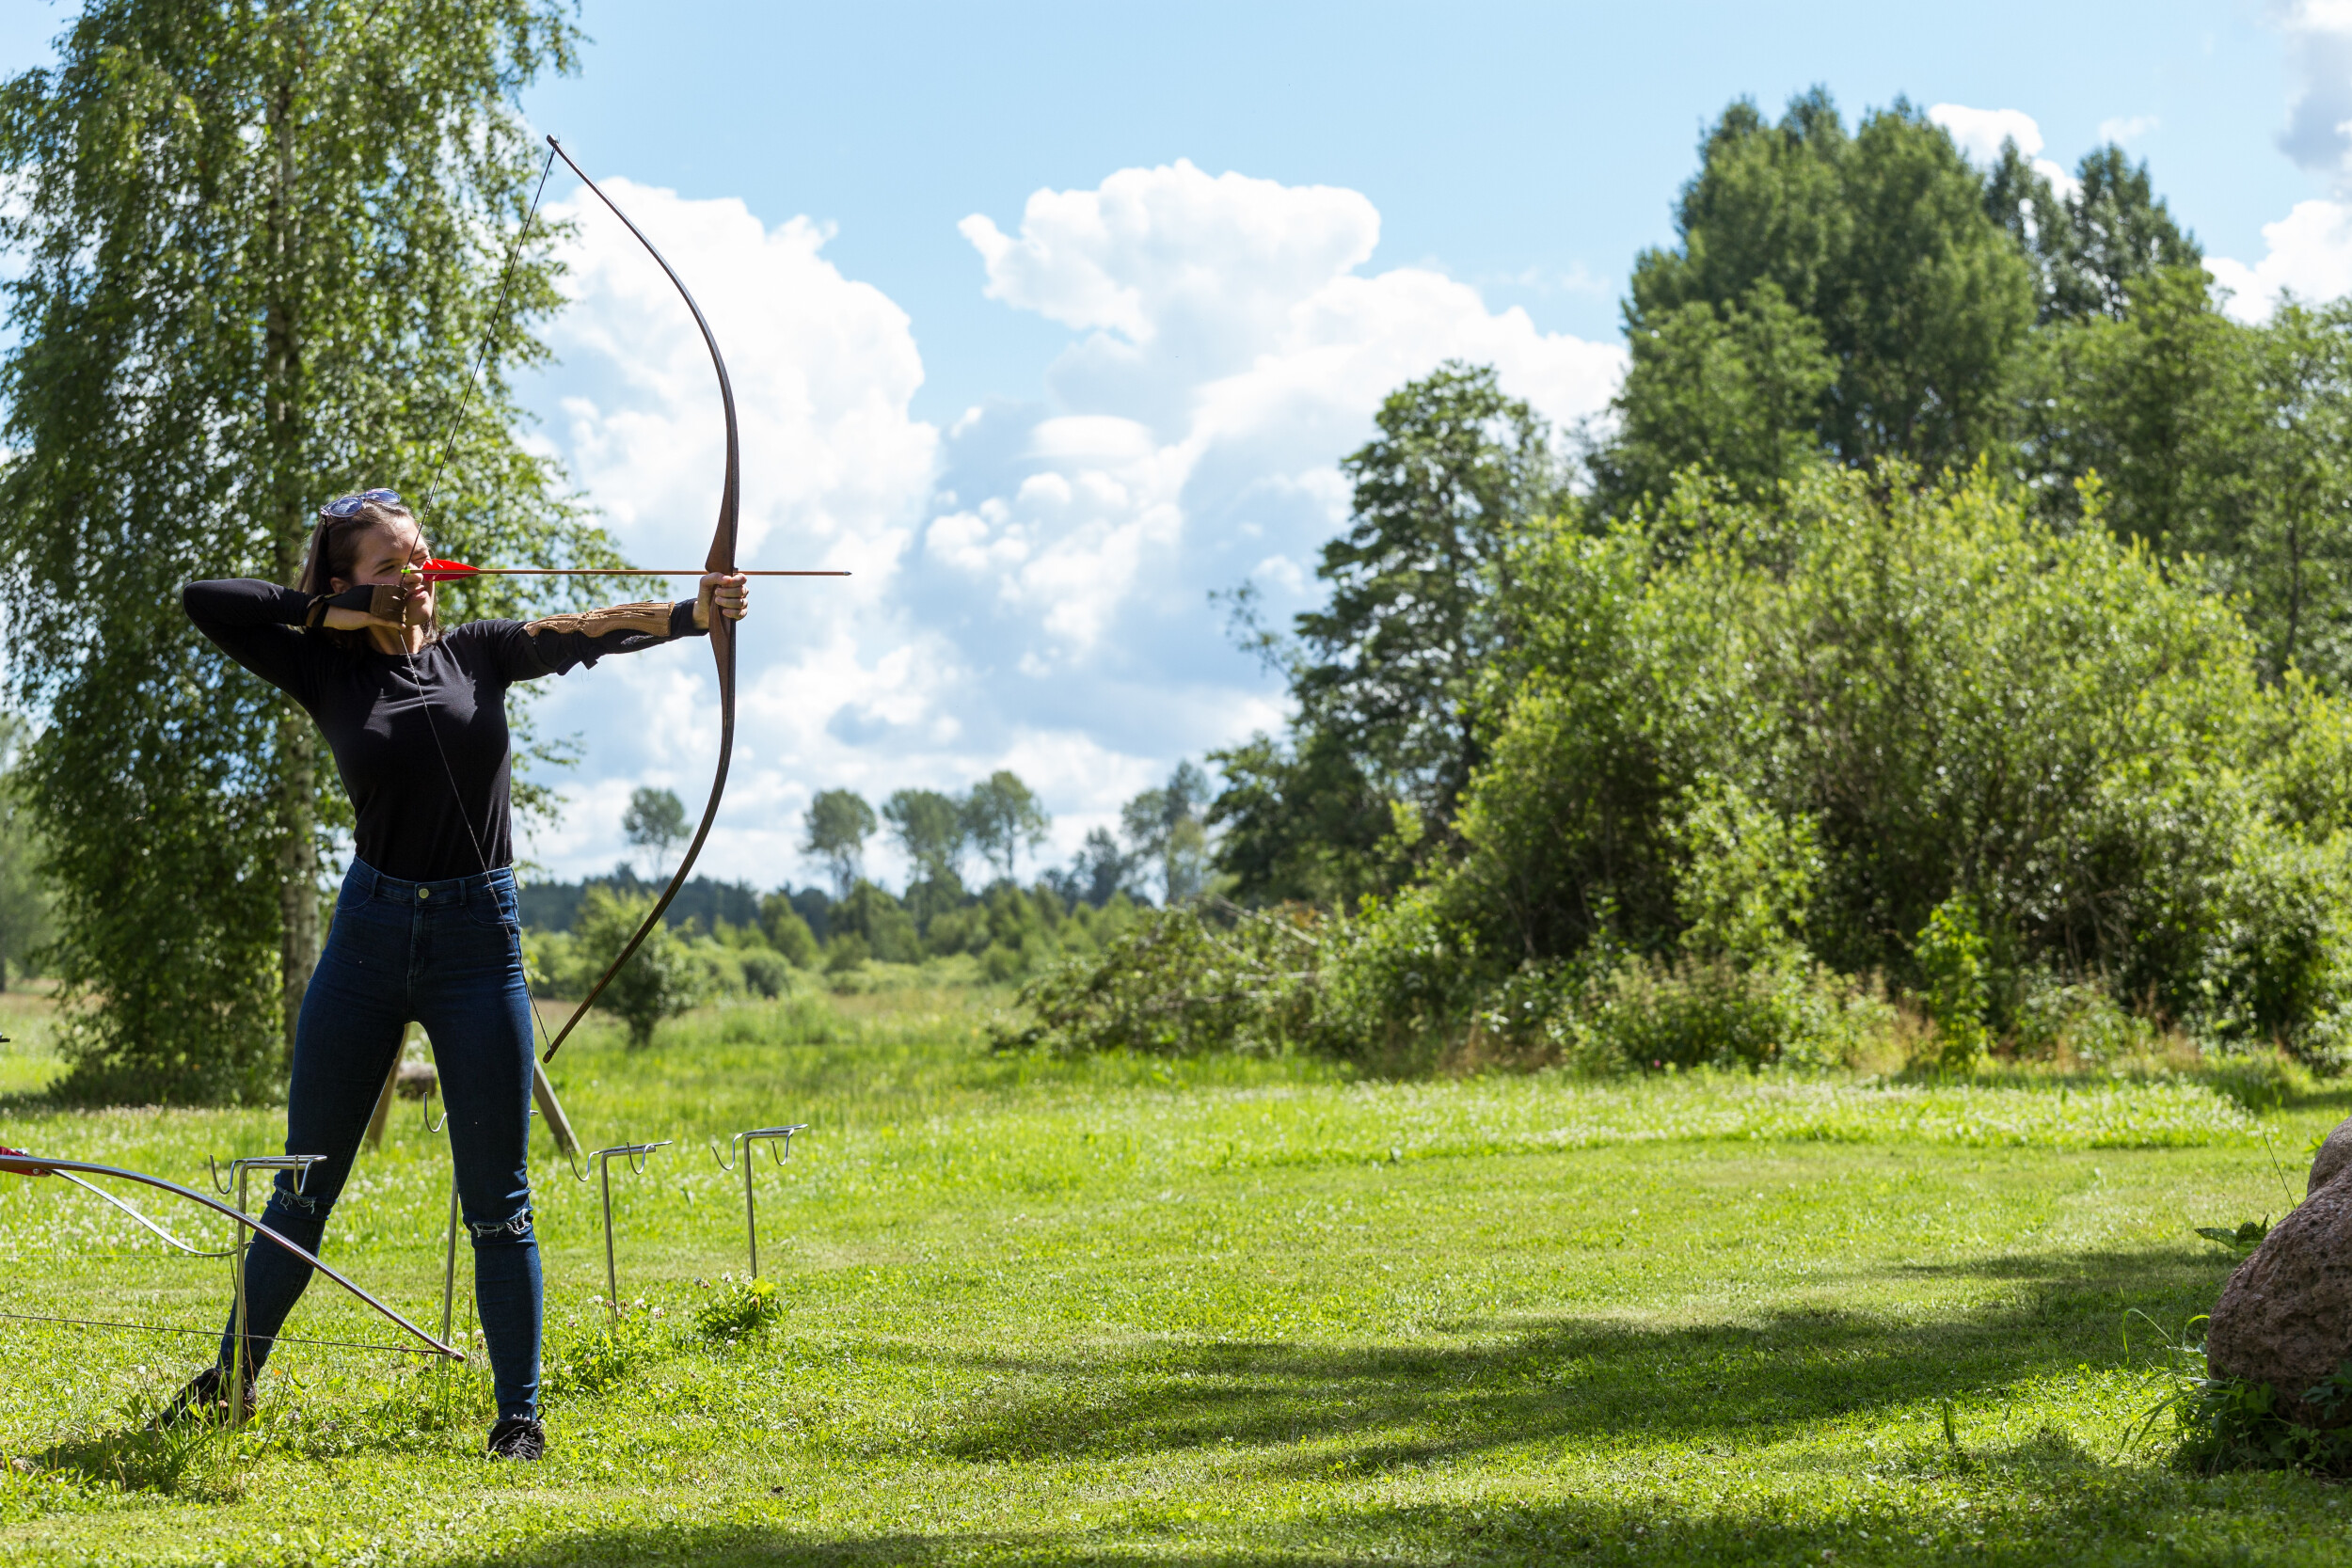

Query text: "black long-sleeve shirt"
[183, 579, 706, 881]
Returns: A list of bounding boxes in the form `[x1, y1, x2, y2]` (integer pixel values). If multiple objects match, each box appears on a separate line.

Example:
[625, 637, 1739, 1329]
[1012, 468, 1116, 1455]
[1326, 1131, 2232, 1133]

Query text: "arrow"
[407, 558, 847, 582]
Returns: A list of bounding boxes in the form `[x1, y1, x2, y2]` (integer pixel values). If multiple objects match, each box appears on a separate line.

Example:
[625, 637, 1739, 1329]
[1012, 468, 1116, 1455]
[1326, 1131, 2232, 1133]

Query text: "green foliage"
[1575, 957, 1885, 1073]
[883, 789, 966, 886]
[1040, 467, 2352, 1069]
[1215, 364, 1557, 911]
[1669, 775, 1819, 969]
[1622, 90, 2035, 478]
[1983, 141, 2201, 325]
[0, 714, 52, 986]
[2017, 275, 2352, 693]
[961, 770, 1051, 881]
[1299, 362, 1552, 820]
[0, 0, 596, 1101]
[691, 1275, 783, 1343]
[1915, 895, 1991, 1069]
[1205, 729, 1399, 908]
[2193, 1219, 2270, 1259]
[2007, 970, 2158, 1067]
[2153, 1347, 2352, 1478]
[733, 947, 790, 1000]
[802, 788, 878, 897]
[828, 880, 922, 966]
[759, 893, 821, 969]
[994, 902, 1326, 1058]
[572, 886, 704, 1050]
[1453, 467, 2352, 1041]
[619, 785, 689, 875]
[1121, 761, 1213, 904]
[1595, 279, 1836, 506]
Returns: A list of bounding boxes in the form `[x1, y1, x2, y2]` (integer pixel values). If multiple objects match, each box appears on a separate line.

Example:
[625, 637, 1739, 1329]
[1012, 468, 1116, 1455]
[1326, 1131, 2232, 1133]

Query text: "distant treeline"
[518, 870, 787, 937]
[523, 864, 1152, 1047]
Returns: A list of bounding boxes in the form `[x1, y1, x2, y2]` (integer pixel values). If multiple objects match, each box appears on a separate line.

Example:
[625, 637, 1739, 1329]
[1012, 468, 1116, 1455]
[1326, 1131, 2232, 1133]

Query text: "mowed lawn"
[0, 987, 2348, 1565]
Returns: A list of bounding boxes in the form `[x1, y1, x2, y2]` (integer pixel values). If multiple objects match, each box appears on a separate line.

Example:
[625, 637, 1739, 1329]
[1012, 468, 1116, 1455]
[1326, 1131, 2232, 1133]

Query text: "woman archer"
[168, 487, 749, 1460]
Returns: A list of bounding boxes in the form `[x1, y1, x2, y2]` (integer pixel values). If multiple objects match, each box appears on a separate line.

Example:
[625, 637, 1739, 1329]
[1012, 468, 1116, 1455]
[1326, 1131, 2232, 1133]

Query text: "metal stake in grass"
[578, 1142, 668, 1327]
[207, 1153, 326, 1427]
[707, 1125, 806, 1279]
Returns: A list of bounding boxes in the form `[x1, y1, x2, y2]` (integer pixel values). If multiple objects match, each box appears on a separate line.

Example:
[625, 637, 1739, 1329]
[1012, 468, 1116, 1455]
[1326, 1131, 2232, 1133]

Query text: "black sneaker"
[151, 1365, 255, 1428]
[486, 1417, 545, 1461]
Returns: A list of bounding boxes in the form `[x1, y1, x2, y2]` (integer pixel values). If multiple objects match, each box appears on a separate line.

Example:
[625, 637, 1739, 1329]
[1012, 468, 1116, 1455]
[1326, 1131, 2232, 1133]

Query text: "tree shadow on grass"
[426, 1427, 2344, 1568]
[915, 1244, 2231, 1474]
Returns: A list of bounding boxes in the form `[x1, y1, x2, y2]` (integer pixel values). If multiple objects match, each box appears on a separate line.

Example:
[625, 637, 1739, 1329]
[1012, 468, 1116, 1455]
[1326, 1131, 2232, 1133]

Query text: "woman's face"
[332, 515, 433, 618]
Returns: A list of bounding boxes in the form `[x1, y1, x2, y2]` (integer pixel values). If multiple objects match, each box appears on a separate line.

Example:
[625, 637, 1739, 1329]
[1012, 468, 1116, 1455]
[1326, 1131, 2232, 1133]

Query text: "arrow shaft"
[423, 568, 847, 578]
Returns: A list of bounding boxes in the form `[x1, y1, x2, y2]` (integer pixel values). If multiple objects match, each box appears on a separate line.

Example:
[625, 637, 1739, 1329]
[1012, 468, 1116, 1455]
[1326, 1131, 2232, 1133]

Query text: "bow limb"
[540, 135, 739, 1065]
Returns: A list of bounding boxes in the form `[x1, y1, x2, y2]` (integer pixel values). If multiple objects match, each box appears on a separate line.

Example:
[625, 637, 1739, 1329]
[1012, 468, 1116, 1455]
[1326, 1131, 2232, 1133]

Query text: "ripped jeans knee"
[468, 1205, 534, 1245]
[272, 1184, 328, 1217]
[262, 1183, 331, 1232]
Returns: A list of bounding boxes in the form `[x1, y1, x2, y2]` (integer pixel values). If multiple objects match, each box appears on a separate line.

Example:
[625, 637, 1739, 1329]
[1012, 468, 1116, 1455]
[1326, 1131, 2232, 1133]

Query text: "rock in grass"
[2206, 1138, 2352, 1427]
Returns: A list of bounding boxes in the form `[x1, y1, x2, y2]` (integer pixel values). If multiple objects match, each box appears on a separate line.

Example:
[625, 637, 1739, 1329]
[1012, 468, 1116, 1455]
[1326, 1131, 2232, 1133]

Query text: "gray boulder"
[2205, 1115, 2352, 1425]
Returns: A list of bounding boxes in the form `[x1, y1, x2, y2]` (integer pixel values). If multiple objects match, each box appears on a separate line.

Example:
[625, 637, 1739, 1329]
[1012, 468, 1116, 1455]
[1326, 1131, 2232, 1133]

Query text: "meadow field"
[0, 984, 2344, 1565]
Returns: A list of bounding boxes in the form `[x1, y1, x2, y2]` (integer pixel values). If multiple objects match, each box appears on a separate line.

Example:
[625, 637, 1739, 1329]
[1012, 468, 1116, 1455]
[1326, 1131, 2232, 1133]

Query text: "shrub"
[1451, 466, 2352, 1036]
[1468, 954, 1894, 1074]
[1312, 884, 1484, 1064]
[572, 887, 704, 1050]
[759, 895, 821, 968]
[2006, 970, 2156, 1066]
[2197, 822, 2352, 1064]
[1915, 895, 1989, 1070]
[738, 948, 790, 999]
[993, 902, 1325, 1057]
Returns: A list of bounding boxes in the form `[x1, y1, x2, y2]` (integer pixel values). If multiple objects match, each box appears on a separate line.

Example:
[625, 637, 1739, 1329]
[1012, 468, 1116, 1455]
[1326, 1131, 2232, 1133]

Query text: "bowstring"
[421, 142, 556, 518]
[406, 139, 567, 1063]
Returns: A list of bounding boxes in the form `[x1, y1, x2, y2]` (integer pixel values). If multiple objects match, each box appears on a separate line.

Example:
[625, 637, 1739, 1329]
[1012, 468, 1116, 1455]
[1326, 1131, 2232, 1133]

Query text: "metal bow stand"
[209, 1154, 326, 1427]
[708, 1125, 806, 1278]
[578, 1142, 668, 1328]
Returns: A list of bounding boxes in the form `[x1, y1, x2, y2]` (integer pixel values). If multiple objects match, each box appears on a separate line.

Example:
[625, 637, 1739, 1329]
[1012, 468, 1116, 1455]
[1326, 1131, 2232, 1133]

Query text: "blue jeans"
[218, 858, 541, 1421]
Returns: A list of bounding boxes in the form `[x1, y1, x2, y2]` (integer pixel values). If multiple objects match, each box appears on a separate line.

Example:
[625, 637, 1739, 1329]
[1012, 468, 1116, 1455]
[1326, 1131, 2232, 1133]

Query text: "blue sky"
[8, 2, 2351, 888]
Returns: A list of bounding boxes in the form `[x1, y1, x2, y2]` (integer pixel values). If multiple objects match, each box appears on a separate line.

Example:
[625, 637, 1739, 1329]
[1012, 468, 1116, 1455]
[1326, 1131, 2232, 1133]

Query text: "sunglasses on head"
[317, 488, 404, 519]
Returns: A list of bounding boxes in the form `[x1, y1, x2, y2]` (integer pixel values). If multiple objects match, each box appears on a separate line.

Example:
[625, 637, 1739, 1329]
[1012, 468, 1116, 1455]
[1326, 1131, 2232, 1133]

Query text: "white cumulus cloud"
[516, 178, 942, 882]
[930, 159, 1621, 668]
[2272, 0, 2352, 192]
[2208, 199, 2352, 321]
[519, 161, 1622, 888]
[2205, 4, 2352, 321]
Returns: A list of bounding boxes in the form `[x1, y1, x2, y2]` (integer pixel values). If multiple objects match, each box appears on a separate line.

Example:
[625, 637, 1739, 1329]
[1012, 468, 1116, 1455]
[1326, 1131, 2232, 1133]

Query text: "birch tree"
[0, 0, 603, 1101]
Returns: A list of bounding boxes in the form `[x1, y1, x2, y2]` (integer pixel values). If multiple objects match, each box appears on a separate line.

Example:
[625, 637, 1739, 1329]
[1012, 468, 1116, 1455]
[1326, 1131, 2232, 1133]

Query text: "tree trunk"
[263, 31, 316, 1059]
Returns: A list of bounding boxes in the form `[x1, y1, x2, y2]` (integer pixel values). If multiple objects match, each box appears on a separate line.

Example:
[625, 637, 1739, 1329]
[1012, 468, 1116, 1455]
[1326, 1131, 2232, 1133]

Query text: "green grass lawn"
[0, 984, 2346, 1565]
